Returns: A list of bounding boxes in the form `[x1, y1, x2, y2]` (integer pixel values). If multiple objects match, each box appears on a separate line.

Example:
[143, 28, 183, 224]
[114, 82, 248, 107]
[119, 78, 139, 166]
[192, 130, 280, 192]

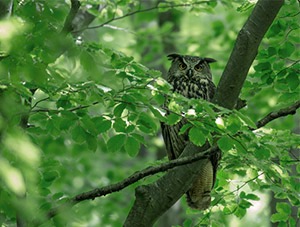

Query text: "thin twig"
[255, 100, 300, 128]
[87, 1, 213, 30]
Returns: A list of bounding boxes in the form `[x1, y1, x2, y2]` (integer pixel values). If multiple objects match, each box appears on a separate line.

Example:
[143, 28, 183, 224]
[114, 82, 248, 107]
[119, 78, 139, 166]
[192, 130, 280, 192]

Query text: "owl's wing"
[161, 122, 176, 160]
[211, 148, 221, 187]
[208, 80, 216, 101]
[161, 119, 188, 160]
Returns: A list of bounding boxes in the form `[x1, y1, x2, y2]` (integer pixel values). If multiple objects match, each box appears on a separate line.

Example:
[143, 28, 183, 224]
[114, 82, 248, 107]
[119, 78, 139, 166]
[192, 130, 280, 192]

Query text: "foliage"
[0, 0, 299, 226]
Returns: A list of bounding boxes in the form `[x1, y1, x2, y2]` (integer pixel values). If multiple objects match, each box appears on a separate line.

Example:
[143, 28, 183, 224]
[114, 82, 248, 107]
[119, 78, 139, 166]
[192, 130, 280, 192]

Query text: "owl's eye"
[178, 62, 187, 70]
[194, 64, 204, 71]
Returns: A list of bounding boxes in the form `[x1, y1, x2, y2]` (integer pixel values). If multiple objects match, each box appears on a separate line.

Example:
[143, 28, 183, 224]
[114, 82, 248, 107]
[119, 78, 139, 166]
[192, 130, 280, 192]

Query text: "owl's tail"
[186, 160, 214, 210]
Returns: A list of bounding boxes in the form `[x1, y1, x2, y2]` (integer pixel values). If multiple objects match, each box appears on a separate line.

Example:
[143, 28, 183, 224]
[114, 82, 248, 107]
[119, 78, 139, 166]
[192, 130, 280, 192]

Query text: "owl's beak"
[187, 69, 193, 77]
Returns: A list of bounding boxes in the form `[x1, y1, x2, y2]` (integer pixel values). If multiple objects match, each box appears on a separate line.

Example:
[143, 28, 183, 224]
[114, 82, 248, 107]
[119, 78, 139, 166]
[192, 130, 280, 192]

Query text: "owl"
[161, 53, 221, 210]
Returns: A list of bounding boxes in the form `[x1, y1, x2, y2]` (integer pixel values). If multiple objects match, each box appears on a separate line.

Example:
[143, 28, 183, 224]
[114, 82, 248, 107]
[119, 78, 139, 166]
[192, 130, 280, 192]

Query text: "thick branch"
[213, 0, 284, 109]
[61, 0, 81, 34]
[256, 100, 300, 128]
[74, 148, 213, 202]
[47, 146, 215, 218]
[124, 143, 213, 227]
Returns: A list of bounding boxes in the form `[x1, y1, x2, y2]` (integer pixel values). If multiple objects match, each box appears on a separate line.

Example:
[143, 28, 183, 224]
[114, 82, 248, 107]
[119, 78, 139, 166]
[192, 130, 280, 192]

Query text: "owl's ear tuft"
[204, 58, 217, 64]
[167, 53, 182, 61]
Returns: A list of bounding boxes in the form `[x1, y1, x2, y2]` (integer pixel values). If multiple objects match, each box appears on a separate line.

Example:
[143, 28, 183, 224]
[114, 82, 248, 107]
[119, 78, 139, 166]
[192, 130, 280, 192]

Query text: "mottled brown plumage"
[161, 53, 221, 210]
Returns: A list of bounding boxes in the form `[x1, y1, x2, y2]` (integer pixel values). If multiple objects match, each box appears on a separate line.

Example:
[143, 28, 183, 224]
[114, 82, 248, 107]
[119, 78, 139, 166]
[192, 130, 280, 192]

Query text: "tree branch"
[75, 148, 215, 201]
[47, 146, 217, 218]
[256, 100, 300, 128]
[213, 0, 284, 109]
[124, 143, 213, 226]
[71, 4, 106, 36]
[61, 0, 81, 34]
[87, 1, 213, 30]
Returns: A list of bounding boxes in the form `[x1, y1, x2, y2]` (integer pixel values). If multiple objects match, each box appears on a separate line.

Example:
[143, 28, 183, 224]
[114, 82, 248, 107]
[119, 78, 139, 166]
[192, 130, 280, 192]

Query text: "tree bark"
[124, 0, 284, 225]
[124, 144, 217, 227]
[213, 0, 284, 109]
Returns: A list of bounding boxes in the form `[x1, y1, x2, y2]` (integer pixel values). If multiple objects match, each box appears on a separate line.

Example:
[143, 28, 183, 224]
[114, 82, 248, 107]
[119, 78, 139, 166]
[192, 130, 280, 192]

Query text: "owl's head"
[167, 53, 216, 81]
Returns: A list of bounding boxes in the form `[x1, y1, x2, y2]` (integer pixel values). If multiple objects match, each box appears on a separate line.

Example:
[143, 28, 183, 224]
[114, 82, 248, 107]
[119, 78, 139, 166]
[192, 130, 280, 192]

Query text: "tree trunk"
[124, 0, 284, 225]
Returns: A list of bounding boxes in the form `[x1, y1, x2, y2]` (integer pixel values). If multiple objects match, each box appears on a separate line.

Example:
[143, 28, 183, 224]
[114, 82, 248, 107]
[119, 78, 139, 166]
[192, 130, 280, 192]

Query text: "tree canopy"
[0, 0, 299, 226]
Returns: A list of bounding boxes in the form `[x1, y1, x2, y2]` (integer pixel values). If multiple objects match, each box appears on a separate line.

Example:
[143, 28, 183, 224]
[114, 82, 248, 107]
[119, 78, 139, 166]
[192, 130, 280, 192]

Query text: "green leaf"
[56, 95, 72, 109]
[152, 93, 165, 105]
[81, 116, 98, 135]
[202, 102, 217, 117]
[278, 42, 295, 58]
[86, 134, 97, 152]
[234, 206, 247, 219]
[80, 50, 96, 71]
[124, 136, 140, 157]
[254, 62, 272, 72]
[137, 112, 158, 134]
[286, 72, 299, 91]
[234, 110, 257, 129]
[43, 170, 59, 182]
[296, 164, 300, 174]
[122, 94, 136, 103]
[287, 194, 299, 206]
[113, 103, 127, 117]
[94, 117, 112, 133]
[237, 1, 254, 12]
[72, 125, 87, 144]
[60, 111, 78, 130]
[29, 113, 49, 130]
[157, 2, 170, 12]
[179, 123, 192, 135]
[166, 113, 181, 125]
[271, 212, 289, 223]
[52, 192, 64, 200]
[149, 106, 166, 122]
[253, 146, 271, 160]
[107, 134, 126, 152]
[223, 204, 238, 215]
[189, 127, 206, 146]
[217, 136, 235, 152]
[289, 218, 296, 227]
[183, 219, 193, 227]
[125, 124, 135, 133]
[131, 133, 145, 144]
[239, 199, 252, 209]
[268, 47, 277, 56]
[244, 193, 260, 201]
[276, 202, 291, 215]
[114, 118, 127, 132]
[226, 115, 242, 134]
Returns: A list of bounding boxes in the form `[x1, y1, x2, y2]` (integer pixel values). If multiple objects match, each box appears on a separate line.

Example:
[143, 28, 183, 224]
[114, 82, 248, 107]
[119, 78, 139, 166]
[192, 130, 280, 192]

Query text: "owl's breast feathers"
[171, 77, 216, 101]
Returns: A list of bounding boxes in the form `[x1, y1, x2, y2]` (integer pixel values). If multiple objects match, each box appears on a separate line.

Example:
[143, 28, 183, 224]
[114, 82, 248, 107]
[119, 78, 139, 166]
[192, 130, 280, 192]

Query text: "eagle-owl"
[161, 53, 221, 210]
